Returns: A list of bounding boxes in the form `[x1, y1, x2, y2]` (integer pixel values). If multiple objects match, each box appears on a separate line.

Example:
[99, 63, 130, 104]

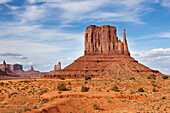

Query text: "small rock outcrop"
[54, 62, 61, 70]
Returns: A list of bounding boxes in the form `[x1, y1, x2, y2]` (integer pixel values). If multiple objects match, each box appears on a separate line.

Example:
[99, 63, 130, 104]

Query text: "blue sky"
[0, 0, 170, 74]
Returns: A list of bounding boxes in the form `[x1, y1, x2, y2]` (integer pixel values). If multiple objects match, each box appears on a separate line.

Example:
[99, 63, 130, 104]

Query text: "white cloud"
[131, 48, 170, 74]
[158, 32, 170, 38]
[161, 0, 170, 7]
[0, 0, 12, 4]
[21, 0, 158, 24]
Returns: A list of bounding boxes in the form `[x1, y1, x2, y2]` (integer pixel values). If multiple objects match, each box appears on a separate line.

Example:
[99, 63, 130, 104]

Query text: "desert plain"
[0, 76, 169, 113]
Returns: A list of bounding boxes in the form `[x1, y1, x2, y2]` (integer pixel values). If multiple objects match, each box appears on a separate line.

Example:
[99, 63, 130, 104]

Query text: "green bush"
[93, 104, 99, 110]
[150, 74, 156, 79]
[33, 106, 38, 109]
[57, 84, 66, 91]
[0, 82, 4, 86]
[151, 81, 157, 87]
[84, 81, 88, 84]
[111, 85, 119, 92]
[59, 77, 65, 80]
[81, 85, 89, 92]
[162, 96, 166, 99]
[23, 80, 30, 83]
[117, 78, 121, 80]
[138, 87, 145, 92]
[85, 75, 91, 80]
[152, 87, 156, 92]
[147, 77, 151, 79]
[162, 76, 168, 80]
[10, 92, 18, 96]
[8, 81, 13, 84]
[130, 77, 135, 80]
[39, 88, 48, 95]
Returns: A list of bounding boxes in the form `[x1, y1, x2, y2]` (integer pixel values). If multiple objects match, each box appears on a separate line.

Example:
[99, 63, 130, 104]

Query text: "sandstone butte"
[44, 25, 164, 79]
[0, 60, 48, 79]
[0, 60, 20, 77]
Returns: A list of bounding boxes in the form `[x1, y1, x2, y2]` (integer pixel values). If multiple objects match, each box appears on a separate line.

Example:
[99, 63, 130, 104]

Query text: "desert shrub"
[147, 77, 151, 79]
[23, 107, 31, 112]
[0, 90, 2, 93]
[138, 87, 145, 92]
[162, 96, 166, 99]
[130, 77, 135, 80]
[117, 78, 121, 80]
[57, 84, 66, 91]
[150, 74, 156, 79]
[93, 104, 99, 110]
[129, 90, 135, 94]
[39, 88, 48, 95]
[162, 76, 168, 80]
[58, 91, 62, 94]
[84, 81, 88, 84]
[39, 100, 46, 104]
[59, 77, 65, 80]
[68, 82, 71, 85]
[85, 75, 91, 80]
[0, 82, 4, 86]
[25, 86, 29, 89]
[8, 81, 13, 84]
[33, 106, 38, 109]
[152, 87, 156, 92]
[111, 85, 119, 92]
[151, 81, 157, 87]
[21, 88, 26, 90]
[23, 80, 30, 83]
[10, 92, 18, 96]
[5, 83, 9, 85]
[81, 85, 89, 92]
[28, 90, 33, 94]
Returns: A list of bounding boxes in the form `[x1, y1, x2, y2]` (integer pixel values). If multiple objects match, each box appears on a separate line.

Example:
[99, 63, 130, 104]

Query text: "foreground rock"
[44, 25, 164, 79]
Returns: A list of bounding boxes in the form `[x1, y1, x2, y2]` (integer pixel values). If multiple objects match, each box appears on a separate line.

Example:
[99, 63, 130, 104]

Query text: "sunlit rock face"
[44, 25, 163, 79]
[84, 25, 130, 56]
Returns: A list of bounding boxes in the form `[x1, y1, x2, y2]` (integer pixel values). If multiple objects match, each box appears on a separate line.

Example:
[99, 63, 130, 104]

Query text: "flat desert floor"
[0, 77, 169, 113]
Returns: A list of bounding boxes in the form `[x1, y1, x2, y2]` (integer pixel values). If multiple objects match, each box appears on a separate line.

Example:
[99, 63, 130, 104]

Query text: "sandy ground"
[0, 77, 169, 113]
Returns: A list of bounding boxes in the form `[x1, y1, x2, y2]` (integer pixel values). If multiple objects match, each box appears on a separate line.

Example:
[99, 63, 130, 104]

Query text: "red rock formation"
[54, 62, 61, 70]
[84, 25, 130, 56]
[44, 25, 164, 79]
[15, 66, 48, 78]
[1, 60, 7, 72]
[123, 29, 130, 56]
[0, 60, 20, 77]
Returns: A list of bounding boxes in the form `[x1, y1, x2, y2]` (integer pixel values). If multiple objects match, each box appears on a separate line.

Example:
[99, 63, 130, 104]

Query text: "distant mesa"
[0, 60, 20, 78]
[0, 61, 48, 79]
[44, 25, 164, 79]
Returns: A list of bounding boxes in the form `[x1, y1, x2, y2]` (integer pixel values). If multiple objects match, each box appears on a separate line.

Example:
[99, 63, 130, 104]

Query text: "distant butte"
[44, 25, 164, 79]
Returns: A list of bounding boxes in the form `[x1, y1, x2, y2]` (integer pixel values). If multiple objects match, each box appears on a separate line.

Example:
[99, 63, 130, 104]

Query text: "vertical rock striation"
[84, 25, 130, 56]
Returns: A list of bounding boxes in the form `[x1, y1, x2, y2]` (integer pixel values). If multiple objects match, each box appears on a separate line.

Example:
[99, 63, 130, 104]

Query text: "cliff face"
[84, 25, 130, 56]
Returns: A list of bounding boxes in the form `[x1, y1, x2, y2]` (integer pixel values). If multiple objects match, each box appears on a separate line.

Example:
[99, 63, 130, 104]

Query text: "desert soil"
[0, 77, 169, 113]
